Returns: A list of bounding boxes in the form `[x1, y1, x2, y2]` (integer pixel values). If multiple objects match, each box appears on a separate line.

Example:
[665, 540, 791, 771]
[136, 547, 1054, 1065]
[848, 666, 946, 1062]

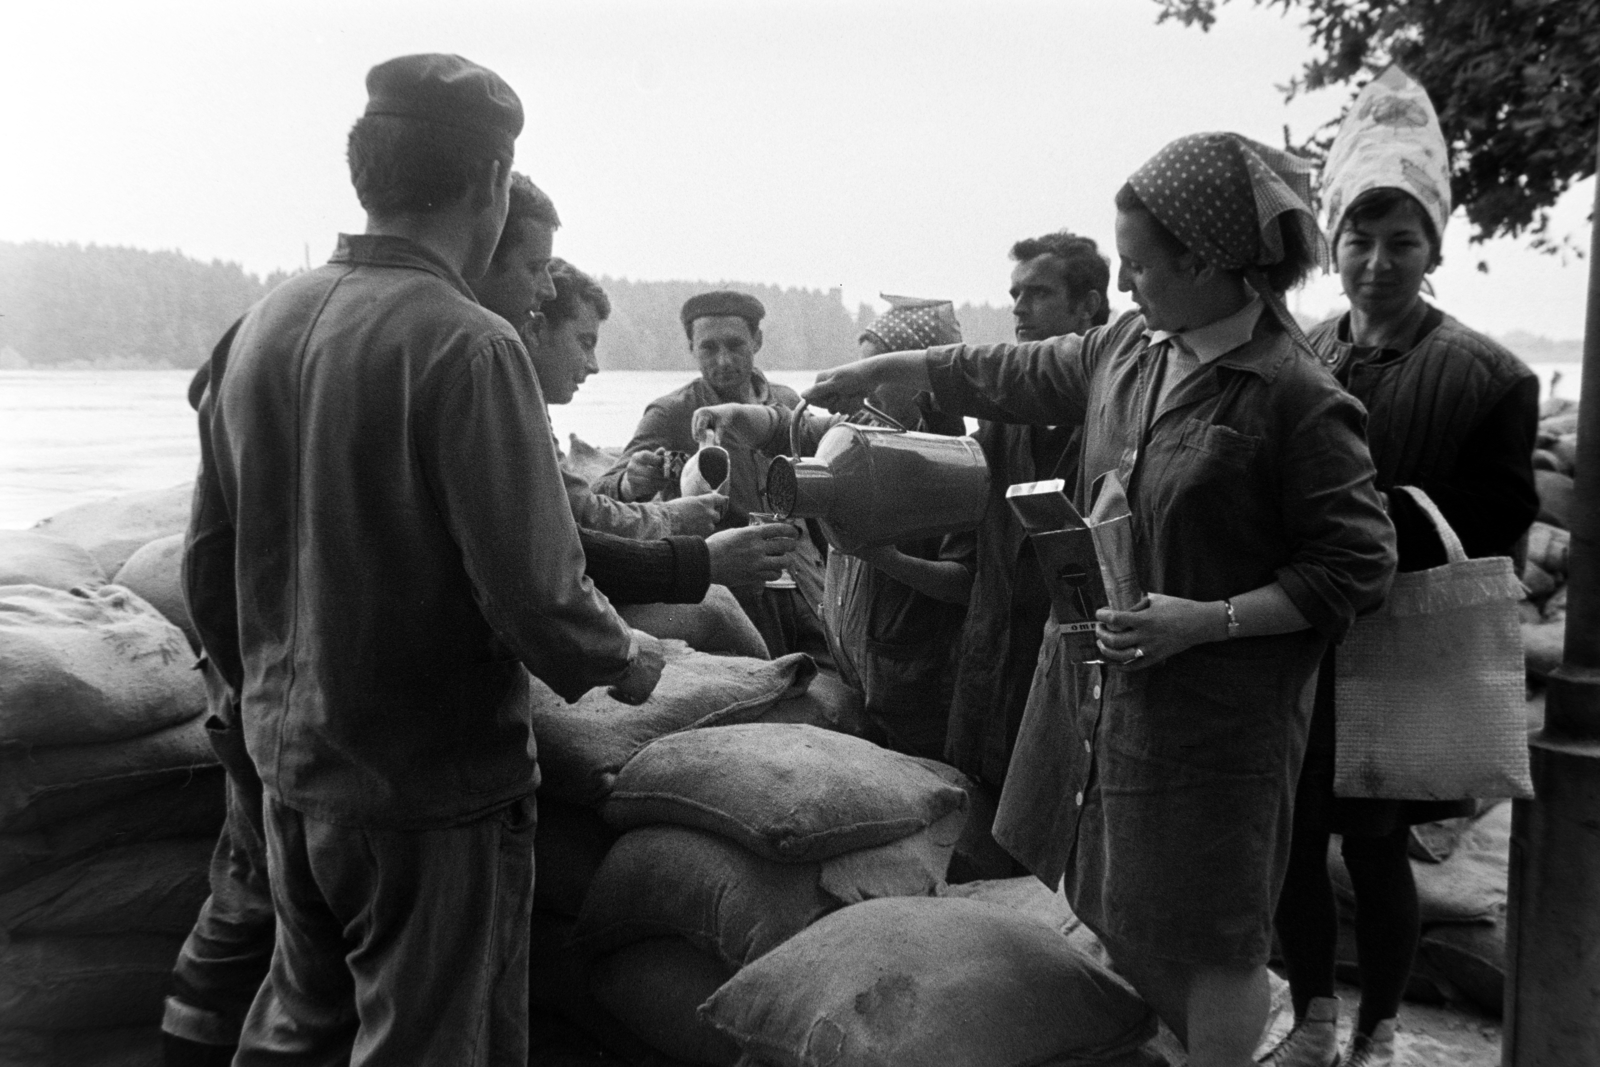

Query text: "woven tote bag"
[1334, 486, 1533, 801]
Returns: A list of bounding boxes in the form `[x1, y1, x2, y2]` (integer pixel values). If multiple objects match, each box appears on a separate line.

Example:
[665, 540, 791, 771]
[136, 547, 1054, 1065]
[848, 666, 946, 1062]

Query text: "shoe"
[1341, 1018, 1397, 1067]
[1257, 995, 1340, 1067]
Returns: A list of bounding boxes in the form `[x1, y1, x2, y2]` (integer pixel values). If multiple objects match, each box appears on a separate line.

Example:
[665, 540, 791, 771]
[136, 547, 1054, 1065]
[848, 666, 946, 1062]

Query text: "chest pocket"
[1176, 419, 1261, 472]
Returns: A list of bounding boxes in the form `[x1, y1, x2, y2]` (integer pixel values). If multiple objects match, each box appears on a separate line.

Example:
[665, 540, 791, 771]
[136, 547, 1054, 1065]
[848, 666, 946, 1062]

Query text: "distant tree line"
[0, 240, 1573, 370]
[0, 241, 289, 369]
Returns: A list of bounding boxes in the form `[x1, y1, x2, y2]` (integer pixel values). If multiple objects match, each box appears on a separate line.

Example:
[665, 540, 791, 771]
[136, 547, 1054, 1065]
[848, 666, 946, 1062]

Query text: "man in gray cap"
[183, 53, 662, 1065]
[593, 290, 831, 659]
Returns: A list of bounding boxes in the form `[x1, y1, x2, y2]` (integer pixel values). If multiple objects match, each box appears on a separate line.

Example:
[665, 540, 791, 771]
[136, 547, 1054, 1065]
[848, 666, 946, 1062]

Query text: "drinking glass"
[748, 512, 798, 590]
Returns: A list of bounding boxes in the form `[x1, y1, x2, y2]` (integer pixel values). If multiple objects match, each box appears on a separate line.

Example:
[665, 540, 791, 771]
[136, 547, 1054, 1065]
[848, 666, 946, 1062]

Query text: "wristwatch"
[1223, 599, 1241, 640]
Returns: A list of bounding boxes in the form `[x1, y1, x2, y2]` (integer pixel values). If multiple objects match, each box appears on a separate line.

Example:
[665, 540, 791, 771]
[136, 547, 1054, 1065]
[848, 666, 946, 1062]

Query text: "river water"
[0, 363, 1579, 531]
[0, 368, 823, 529]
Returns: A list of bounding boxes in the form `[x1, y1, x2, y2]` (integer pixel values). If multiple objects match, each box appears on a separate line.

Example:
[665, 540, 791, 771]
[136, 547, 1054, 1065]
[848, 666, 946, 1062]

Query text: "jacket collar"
[330, 234, 476, 301]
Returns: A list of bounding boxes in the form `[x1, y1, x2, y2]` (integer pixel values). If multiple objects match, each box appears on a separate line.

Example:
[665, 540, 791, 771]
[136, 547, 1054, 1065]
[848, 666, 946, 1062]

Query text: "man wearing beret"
[593, 291, 830, 659]
[182, 54, 663, 1066]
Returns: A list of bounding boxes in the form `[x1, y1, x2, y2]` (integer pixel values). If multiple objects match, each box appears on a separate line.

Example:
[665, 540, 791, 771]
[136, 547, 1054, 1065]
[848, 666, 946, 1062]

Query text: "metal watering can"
[761, 400, 990, 555]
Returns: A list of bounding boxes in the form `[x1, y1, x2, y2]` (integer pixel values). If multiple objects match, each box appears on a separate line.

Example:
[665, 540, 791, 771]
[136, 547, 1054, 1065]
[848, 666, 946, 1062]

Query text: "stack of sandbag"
[1523, 396, 1578, 679]
[1326, 800, 1512, 1015]
[0, 582, 222, 1065]
[547, 723, 970, 1066]
[29, 484, 193, 581]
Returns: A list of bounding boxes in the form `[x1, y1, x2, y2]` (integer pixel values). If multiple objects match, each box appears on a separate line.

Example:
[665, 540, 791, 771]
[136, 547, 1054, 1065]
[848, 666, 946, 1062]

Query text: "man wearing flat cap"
[180, 53, 662, 1066]
[594, 290, 831, 658]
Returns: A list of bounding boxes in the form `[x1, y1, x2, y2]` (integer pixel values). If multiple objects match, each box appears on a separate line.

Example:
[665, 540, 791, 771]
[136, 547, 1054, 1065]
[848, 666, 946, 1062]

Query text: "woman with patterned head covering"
[1263, 68, 1539, 1067]
[803, 132, 1396, 1066]
[693, 294, 974, 757]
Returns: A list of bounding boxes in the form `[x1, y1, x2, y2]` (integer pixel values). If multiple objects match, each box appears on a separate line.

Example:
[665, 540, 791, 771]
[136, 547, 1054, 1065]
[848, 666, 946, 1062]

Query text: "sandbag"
[572, 823, 948, 972]
[111, 534, 193, 648]
[0, 836, 214, 938]
[756, 666, 865, 736]
[700, 896, 1156, 1067]
[1419, 905, 1506, 1016]
[0, 770, 225, 885]
[0, 532, 106, 592]
[31, 484, 193, 577]
[529, 909, 656, 1064]
[1535, 470, 1573, 530]
[911, 758, 1016, 884]
[591, 938, 739, 1067]
[0, 933, 183, 1029]
[0, 584, 205, 748]
[565, 435, 623, 485]
[530, 643, 816, 807]
[533, 799, 618, 917]
[605, 724, 968, 863]
[0, 713, 216, 833]
[1523, 618, 1564, 679]
[1329, 801, 1510, 925]
[620, 585, 769, 659]
[0, 1024, 163, 1067]
[1526, 522, 1570, 576]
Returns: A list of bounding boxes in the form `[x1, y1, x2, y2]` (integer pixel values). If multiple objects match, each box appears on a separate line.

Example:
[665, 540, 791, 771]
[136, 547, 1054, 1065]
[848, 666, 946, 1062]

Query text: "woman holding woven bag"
[1262, 67, 1540, 1067]
[805, 133, 1396, 1067]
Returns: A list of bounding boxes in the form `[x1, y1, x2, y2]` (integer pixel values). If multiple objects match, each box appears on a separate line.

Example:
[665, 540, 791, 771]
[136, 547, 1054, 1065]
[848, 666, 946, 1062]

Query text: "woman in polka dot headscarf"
[805, 132, 1397, 1067]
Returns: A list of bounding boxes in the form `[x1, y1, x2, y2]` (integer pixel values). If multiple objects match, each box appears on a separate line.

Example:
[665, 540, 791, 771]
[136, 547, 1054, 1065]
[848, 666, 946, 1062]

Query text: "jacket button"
[1084, 739, 1091, 753]
[1075, 791, 1084, 807]
[1092, 684, 1102, 699]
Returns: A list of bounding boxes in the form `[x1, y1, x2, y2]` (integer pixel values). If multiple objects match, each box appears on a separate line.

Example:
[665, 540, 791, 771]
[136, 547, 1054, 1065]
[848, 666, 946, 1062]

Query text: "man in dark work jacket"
[943, 232, 1110, 792]
[182, 55, 662, 1066]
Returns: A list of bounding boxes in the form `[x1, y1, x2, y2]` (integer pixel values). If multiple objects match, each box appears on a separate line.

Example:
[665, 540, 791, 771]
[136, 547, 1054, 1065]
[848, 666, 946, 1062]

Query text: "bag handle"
[1392, 485, 1467, 564]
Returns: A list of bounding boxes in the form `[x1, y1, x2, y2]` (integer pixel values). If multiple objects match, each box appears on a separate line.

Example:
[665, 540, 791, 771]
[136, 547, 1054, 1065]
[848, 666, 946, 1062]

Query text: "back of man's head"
[347, 54, 523, 218]
[1009, 231, 1112, 328]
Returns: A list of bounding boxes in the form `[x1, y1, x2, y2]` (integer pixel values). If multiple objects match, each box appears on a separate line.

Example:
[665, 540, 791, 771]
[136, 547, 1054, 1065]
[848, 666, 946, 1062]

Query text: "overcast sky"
[3, 0, 1591, 339]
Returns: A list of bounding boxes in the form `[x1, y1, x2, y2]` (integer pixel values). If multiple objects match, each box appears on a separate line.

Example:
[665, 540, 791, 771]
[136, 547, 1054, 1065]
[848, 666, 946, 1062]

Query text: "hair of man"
[542, 258, 611, 329]
[1113, 183, 1317, 295]
[347, 114, 512, 218]
[1009, 230, 1113, 327]
[491, 173, 562, 268]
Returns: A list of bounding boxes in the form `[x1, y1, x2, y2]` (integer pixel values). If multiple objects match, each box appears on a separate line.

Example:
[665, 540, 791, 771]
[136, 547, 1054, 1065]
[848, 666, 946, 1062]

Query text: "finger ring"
[1132, 647, 1145, 660]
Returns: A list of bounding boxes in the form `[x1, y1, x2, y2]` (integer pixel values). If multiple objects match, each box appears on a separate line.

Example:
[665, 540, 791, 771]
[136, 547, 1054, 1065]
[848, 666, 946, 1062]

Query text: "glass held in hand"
[748, 512, 799, 590]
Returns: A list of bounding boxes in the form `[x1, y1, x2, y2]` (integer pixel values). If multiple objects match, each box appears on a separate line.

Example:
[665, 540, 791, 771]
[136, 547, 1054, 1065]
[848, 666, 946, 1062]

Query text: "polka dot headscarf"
[861, 294, 963, 352]
[1129, 131, 1328, 355]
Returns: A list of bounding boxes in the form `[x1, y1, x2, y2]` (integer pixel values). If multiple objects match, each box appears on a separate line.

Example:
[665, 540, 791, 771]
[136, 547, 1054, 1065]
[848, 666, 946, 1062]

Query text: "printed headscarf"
[1322, 64, 1451, 246]
[861, 294, 963, 352]
[1128, 131, 1327, 354]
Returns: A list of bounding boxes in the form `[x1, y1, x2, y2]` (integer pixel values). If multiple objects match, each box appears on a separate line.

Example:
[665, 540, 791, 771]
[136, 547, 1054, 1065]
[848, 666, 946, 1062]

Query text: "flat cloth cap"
[364, 53, 523, 158]
[680, 290, 766, 334]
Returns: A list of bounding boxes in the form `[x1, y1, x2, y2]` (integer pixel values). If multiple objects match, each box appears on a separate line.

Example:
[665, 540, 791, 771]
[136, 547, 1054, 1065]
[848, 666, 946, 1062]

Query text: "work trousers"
[234, 794, 537, 1067]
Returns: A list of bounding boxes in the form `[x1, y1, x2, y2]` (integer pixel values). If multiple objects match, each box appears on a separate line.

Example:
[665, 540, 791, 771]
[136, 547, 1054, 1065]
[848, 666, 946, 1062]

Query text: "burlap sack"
[530, 644, 816, 807]
[0, 837, 214, 938]
[755, 667, 864, 735]
[604, 724, 967, 863]
[0, 584, 204, 748]
[31, 484, 192, 577]
[0, 531, 106, 592]
[0, 770, 225, 884]
[699, 896, 1156, 1067]
[590, 938, 739, 1066]
[0, 933, 183, 1029]
[1329, 800, 1511, 925]
[0, 713, 216, 833]
[111, 534, 194, 648]
[619, 585, 768, 659]
[572, 823, 949, 972]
